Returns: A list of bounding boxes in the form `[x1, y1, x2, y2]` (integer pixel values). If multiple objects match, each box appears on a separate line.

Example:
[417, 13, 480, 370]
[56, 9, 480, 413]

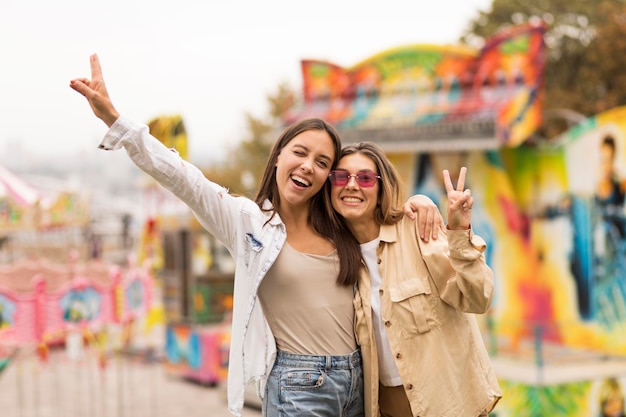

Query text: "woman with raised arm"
[70, 55, 444, 417]
[330, 142, 501, 417]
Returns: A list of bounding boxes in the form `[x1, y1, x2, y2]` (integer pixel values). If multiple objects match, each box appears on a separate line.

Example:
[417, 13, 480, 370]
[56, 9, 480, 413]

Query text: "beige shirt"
[354, 217, 502, 417]
[259, 242, 357, 355]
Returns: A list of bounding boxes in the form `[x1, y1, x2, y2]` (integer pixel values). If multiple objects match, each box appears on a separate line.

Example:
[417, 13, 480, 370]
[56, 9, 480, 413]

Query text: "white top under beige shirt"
[361, 238, 402, 386]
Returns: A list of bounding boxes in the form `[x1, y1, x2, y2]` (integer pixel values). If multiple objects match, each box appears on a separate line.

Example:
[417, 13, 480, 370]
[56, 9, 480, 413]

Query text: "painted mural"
[285, 20, 626, 417]
[463, 106, 626, 351]
[284, 22, 546, 148]
[409, 107, 626, 416]
[0, 258, 155, 346]
[164, 322, 230, 385]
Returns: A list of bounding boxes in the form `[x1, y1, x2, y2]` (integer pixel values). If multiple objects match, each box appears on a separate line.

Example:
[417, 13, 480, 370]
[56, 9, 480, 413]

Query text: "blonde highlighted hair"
[338, 142, 406, 225]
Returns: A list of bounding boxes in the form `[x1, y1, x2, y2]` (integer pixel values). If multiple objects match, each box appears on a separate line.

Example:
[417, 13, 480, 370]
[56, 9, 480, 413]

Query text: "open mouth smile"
[291, 174, 311, 187]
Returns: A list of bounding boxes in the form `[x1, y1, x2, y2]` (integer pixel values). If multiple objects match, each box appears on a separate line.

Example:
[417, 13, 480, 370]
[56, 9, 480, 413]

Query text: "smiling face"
[274, 129, 335, 211]
[331, 152, 380, 241]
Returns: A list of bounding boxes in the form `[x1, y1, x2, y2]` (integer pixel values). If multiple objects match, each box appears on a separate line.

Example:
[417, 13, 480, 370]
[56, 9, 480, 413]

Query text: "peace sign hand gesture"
[443, 167, 472, 230]
[69, 54, 120, 128]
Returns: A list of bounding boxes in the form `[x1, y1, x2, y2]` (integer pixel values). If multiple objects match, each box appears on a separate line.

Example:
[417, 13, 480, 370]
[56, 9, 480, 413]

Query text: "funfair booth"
[139, 115, 234, 386]
[0, 163, 90, 262]
[284, 22, 626, 417]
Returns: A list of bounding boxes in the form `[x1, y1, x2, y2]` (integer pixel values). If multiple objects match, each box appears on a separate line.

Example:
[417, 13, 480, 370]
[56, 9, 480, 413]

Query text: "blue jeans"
[263, 349, 364, 417]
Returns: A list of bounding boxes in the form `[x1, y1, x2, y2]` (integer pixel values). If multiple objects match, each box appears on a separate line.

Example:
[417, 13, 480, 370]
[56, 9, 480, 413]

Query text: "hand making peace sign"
[443, 166, 472, 230]
[69, 54, 120, 128]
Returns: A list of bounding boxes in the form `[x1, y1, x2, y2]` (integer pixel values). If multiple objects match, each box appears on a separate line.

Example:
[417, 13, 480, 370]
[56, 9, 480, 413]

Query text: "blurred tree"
[461, 0, 626, 138]
[202, 82, 296, 197]
[581, 1, 626, 115]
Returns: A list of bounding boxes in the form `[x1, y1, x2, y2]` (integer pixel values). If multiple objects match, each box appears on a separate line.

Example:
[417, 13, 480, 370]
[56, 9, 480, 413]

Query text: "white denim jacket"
[100, 116, 285, 417]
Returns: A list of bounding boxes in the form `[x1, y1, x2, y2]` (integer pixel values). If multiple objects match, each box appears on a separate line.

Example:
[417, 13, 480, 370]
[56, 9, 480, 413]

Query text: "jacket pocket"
[352, 292, 371, 347]
[389, 278, 437, 336]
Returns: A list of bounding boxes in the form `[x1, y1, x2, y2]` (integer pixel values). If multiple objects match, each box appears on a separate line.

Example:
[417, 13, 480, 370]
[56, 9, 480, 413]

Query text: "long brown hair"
[255, 118, 361, 286]
[338, 142, 405, 225]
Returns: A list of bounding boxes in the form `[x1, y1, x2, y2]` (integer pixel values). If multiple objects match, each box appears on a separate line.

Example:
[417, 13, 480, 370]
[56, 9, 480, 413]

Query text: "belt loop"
[325, 355, 331, 371]
[352, 350, 359, 369]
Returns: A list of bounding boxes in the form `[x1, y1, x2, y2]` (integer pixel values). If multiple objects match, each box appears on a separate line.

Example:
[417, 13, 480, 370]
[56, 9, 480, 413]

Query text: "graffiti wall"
[430, 106, 626, 351]
[285, 22, 546, 148]
[406, 107, 626, 416]
[286, 20, 626, 416]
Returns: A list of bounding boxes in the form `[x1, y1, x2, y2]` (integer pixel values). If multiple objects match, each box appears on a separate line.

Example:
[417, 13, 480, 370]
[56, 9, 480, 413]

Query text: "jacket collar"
[261, 199, 284, 226]
[378, 223, 398, 244]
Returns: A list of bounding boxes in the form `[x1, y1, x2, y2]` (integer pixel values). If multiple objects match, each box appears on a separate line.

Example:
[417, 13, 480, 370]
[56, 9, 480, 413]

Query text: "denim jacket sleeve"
[99, 115, 245, 250]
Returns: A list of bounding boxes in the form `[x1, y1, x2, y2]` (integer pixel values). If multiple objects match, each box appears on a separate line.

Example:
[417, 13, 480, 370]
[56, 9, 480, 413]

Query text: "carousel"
[0, 163, 162, 415]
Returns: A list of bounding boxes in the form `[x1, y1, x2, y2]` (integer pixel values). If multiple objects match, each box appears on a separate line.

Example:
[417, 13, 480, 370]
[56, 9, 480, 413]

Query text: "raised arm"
[68, 54, 243, 251]
[419, 166, 494, 313]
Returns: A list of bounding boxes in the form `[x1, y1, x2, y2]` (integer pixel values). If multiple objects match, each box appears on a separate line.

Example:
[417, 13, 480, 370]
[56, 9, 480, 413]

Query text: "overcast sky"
[1, 0, 492, 167]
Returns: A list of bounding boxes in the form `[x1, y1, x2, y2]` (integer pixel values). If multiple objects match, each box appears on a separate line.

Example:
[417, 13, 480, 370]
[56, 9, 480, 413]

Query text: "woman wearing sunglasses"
[69, 55, 445, 417]
[330, 142, 502, 417]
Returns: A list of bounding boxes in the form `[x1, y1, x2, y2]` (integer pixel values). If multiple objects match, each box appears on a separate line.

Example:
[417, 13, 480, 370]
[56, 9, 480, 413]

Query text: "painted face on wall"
[599, 140, 616, 181]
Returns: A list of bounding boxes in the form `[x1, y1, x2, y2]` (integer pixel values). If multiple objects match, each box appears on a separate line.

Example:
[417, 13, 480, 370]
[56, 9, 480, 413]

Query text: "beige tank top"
[258, 242, 357, 355]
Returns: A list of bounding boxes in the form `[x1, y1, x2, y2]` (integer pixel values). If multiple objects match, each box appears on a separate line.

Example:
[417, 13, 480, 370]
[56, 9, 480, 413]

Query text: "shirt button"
[377, 258, 382, 264]
[406, 383, 413, 390]
[384, 321, 391, 327]
[379, 289, 384, 296]
[396, 353, 402, 359]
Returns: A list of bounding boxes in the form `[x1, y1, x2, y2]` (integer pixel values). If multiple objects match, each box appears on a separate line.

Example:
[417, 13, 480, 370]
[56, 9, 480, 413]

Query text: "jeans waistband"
[275, 349, 362, 370]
